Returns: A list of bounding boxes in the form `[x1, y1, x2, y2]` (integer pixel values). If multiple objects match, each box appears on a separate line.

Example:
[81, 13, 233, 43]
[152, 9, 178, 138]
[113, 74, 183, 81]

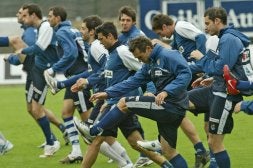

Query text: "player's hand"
[155, 91, 168, 106]
[191, 77, 203, 88]
[234, 101, 242, 113]
[200, 77, 214, 87]
[71, 78, 88, 92]
[189, 50, 204, 60]
[89, 92, 108, 102]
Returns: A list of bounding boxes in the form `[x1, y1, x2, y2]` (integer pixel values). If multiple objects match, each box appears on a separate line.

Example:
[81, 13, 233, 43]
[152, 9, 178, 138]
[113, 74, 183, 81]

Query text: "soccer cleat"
[43, 71, 59, 95]
[39, 140, 60, 158]
[59, 154, 83, 164]
[194, 151, 210, 168]
[63, 131, 70, 146]
[223, 65, 240, 95]
[133, 157, 153, 168]
[137, 140, 161, 151]
[73, 117, 94, 144]
[0, 140, 13, 155]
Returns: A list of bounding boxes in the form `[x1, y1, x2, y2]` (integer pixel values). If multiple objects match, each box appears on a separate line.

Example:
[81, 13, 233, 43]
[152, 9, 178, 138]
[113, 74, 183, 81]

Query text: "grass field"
[0, 85, 252, 168]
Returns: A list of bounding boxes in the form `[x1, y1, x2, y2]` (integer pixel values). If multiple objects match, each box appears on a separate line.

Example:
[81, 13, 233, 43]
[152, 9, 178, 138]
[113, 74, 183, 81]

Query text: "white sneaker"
[73, 117, 94, 144]
[137, 139, 161, 151]
[0, 140, 13, 155]
[39, 140, 60, 158]
[43, 71, 59, 95]
[133, 157, 153, 168]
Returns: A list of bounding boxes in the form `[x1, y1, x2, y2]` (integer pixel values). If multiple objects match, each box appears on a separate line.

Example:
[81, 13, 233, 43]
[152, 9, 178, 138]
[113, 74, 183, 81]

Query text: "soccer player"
[0, 132, 13, 156]
[1, 5, 67, 147]
[151, 13, 210, 168]
[17, 4, 61, 158]
[118, 6, 145, 45]
[45, 6, 94, 163]
[117, 6, 154, 167]
[189, 7, 250, 168]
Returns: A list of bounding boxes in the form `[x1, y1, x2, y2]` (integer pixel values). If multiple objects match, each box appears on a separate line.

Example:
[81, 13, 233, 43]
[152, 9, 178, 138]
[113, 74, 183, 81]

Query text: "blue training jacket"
[105, 44, 192, 114]
[21, 21, 59, 71]
[196, 25, 250, 93]
[104, 41, 143, 105]
[171, 21, 207, 62]
[51, 21, 79, 73]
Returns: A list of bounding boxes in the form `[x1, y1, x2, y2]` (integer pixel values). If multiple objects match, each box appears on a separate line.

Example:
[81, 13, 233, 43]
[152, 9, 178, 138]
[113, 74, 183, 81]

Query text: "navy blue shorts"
[31, 66, 48, 105]
[188, 86, 212, 121]
[209, 93, 241, 134]
[101, 104, 144, 139]
[125, 96, 184, 149]
[64, 87, 93, 113]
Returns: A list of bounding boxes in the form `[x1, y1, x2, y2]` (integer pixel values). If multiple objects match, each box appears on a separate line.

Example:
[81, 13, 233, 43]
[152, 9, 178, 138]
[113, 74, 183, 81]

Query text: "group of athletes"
[0, 2, 252, 168]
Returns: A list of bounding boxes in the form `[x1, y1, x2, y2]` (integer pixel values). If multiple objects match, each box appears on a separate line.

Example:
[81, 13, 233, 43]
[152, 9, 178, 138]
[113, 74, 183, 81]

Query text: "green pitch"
[0, 85, 252, 168]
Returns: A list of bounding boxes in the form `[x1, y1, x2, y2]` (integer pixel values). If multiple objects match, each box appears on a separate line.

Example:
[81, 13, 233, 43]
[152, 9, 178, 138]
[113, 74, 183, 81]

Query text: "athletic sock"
[214, 150, 230, 168]
[169, 154, 188, 168]
[209, 148, 218, 168]
[111, 141, 132, 164]
[194, 142, 206, 154]
[90, 106, 126, 136]
[161, 160, 174, 168]
[63, 117, 81, 155]
[0, 37, 9, 47]
[37, 116, 53, 145]
[100, 142, 127, 167]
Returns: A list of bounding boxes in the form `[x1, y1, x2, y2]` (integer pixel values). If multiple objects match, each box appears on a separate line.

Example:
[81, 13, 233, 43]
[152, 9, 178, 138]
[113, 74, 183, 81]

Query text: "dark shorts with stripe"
[101, 104, 144, 139]
[125, 96, 184, 149]
[209, 93, 242, 134]
[31, 66, 48, 105]
[188, 86, 212, 121]
[64, 87, 94, 113]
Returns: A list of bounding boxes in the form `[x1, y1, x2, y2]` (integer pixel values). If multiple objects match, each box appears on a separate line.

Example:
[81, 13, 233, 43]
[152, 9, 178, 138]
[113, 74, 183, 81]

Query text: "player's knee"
[117, 97, 128, 112]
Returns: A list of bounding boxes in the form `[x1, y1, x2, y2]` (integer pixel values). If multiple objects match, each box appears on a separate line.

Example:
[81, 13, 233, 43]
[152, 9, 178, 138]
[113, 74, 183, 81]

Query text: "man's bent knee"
[117, 97, 128, 112]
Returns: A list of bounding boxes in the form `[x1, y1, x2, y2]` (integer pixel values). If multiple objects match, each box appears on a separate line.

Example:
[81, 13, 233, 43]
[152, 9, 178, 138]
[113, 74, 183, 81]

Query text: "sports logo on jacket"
[104, 70, 113, 78]
[178, 46, 184, 54]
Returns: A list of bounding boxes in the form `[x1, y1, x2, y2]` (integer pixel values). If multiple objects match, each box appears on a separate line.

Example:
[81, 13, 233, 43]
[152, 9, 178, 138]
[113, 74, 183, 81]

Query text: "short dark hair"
[204, 7, 227, 25]
[95, 22, 118, 39]
[129, 36, 153, 53]
[23, 3, 42, 19]
[118, 6, 136, 22]
[49, 6, 67, 21]
[152, 14, 174, 30]
[83, 15, 103, 32]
